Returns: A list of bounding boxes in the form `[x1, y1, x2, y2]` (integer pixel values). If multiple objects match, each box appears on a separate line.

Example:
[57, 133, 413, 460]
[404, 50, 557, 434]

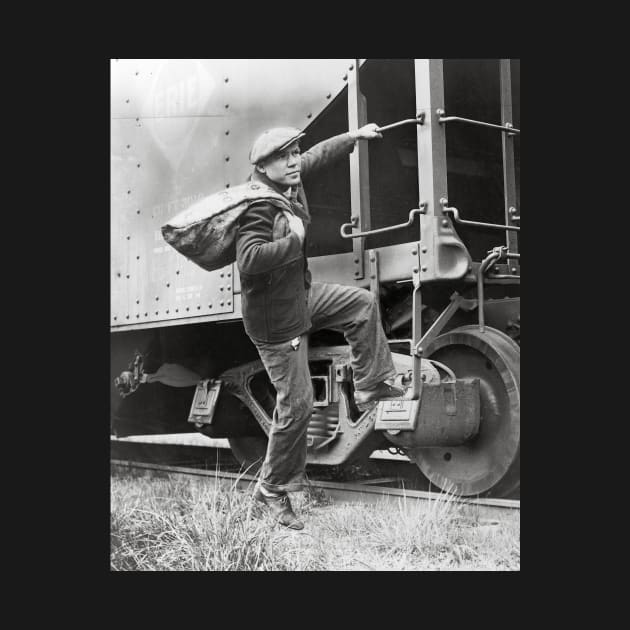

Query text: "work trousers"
[253, 281, 396, 493]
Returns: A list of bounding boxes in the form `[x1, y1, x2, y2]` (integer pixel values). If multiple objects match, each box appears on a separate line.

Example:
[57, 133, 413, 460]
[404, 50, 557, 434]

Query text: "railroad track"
[111, 458, 519, 521]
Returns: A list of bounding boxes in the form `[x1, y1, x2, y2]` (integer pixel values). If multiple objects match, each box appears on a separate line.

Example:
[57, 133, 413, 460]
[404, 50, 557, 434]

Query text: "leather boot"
[354, 382, 405, 412]
[253, 487, 304, 530]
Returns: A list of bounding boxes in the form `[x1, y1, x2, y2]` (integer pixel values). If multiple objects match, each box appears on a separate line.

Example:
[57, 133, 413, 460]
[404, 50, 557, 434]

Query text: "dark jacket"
[237, 132, 356, 343]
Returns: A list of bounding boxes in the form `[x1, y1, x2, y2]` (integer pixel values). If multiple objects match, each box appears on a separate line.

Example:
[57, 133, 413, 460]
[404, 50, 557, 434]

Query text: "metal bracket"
[375, 399, 421, 431]
[368, 249, 380, 300]
[417, 292, 466, 351]
[188, 379, 222, 425]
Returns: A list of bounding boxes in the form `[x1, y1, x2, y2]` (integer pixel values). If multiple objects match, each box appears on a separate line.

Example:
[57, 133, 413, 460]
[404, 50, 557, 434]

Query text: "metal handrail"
[340, 205, 425, 239]
[375, 113, 425, 133]
[441, 201, 520, 233]
[436, 109, 520, 134]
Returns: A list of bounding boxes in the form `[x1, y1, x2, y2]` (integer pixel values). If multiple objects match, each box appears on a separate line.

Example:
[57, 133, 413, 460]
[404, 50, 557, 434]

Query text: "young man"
[237, 125, 404, 529]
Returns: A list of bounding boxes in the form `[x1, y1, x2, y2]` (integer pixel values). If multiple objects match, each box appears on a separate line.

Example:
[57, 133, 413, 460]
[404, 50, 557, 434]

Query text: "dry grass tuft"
[111, 473, 519, 571]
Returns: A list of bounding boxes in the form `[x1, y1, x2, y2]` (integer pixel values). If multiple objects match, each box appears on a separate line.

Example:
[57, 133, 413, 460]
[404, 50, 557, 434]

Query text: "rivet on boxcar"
[137, 210, 140, 214]
[144, 312, 148, 316]
[326, 93, 331, 99]
[126, 236, 130, 240]
[441, 219, 449, 227]
[220, 272, 224, 277]
[208, 304, 212, 308]
[113, 316, 117, 320]
[135, 117, 139, 122]
[224, 77, 229, 83]
[307, 113, 312, 118]
[226, 184, 230, 188]
[166, 283, 170, 287]
[175, 309, 179, 313]
[126, 315, 129, 319]
[369, 255, 375, 262]
[443, 452, 452, 461]
[370, 274, 375, 279]
[127, 190, 131, 194]
[413, 267, 419, 274]
[136, 300, 140, 304]
[137, 163, 141, 168]
[220, 286, 224, 291]
[197, 305, 201, 310]
[136, 255, 140, 260]
[166, 310, 169, 314]
[176, 270, 180, 275]
[136, 314, 139, 318]
[349, 64, 354, 70]
[125, 99, 129, 103]
[225, 104, 229, 109]
[135, 71, 139, 76]
[422, 265, 427, 272]
[228, 301, 231, 306]
[343, 74, 348, 81]
[220, 301, 224, 306]
[354, 270, 360, 276]
[411, 249, 417, 255]
[494, 266, 500, 273]
[509, 206, 517, 213]
[511, 267, 517, 273]
[227, 272, 231, 278]
[126, 275, 130, 279]
[421, 246, 428, 253]
[117, 272, 121, 277]
[155, 296, 159, 301]
[225, 130, 230, 135]
[155, 311, 158, 315]
[126, 145, 130, 149]
[225, 156, 230, 162]
[354, 258, 359, 264]
[186, 307, 190, 311]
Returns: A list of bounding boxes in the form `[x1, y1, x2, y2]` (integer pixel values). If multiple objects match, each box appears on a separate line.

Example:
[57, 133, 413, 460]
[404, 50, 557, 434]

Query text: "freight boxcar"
[111, 58, 520, 497]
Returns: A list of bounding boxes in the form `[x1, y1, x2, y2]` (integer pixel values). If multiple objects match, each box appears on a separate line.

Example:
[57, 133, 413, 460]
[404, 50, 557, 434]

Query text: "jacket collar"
[251, 169, 290, 197]
[250, 169, 311, 224]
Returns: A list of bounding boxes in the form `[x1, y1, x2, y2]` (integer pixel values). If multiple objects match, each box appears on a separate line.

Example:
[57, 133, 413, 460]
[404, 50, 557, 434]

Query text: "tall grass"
[111, 473, 519, 571]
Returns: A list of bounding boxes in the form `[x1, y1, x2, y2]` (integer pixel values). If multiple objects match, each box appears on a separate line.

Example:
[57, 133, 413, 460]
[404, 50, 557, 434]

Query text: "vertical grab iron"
[347, 59, 370, 281]
[412, 59, 449, 398]
[500, 59, 519, 272]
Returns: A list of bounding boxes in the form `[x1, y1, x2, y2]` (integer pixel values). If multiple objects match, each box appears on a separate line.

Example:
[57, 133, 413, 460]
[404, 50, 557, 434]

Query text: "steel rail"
[111, 459, 519, 520]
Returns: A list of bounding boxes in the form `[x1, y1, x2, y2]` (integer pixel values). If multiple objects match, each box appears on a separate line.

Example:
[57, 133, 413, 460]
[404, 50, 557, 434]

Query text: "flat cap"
[249, 127, 306, 164]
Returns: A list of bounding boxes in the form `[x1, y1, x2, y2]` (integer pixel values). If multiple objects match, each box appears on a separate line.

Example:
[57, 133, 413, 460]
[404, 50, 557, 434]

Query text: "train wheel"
[408, 325, 520, 498]
[228, 436, 268, 474]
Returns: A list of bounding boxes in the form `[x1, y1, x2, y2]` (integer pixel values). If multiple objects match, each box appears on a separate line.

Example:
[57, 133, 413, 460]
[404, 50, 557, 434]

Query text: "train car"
[110, 58, 520, 498]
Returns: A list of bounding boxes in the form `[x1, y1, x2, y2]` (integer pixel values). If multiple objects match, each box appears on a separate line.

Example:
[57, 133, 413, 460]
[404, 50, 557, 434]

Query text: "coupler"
[375, 378, 480, 447]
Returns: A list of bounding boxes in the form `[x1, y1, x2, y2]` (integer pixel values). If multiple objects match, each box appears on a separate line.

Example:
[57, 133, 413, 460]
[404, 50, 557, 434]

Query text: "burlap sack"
[161, 182, 292, 272]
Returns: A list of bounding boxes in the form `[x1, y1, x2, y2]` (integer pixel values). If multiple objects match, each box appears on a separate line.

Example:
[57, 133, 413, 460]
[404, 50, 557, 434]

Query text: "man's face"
[257, 141, 301, 187]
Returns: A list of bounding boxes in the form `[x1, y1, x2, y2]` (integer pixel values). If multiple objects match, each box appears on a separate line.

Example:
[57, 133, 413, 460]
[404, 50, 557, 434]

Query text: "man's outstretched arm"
[300, 123, 383, 180]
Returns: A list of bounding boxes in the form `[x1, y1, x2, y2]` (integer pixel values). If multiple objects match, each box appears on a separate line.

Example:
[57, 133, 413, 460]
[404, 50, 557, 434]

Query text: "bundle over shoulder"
[161, 182, 292, 272]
